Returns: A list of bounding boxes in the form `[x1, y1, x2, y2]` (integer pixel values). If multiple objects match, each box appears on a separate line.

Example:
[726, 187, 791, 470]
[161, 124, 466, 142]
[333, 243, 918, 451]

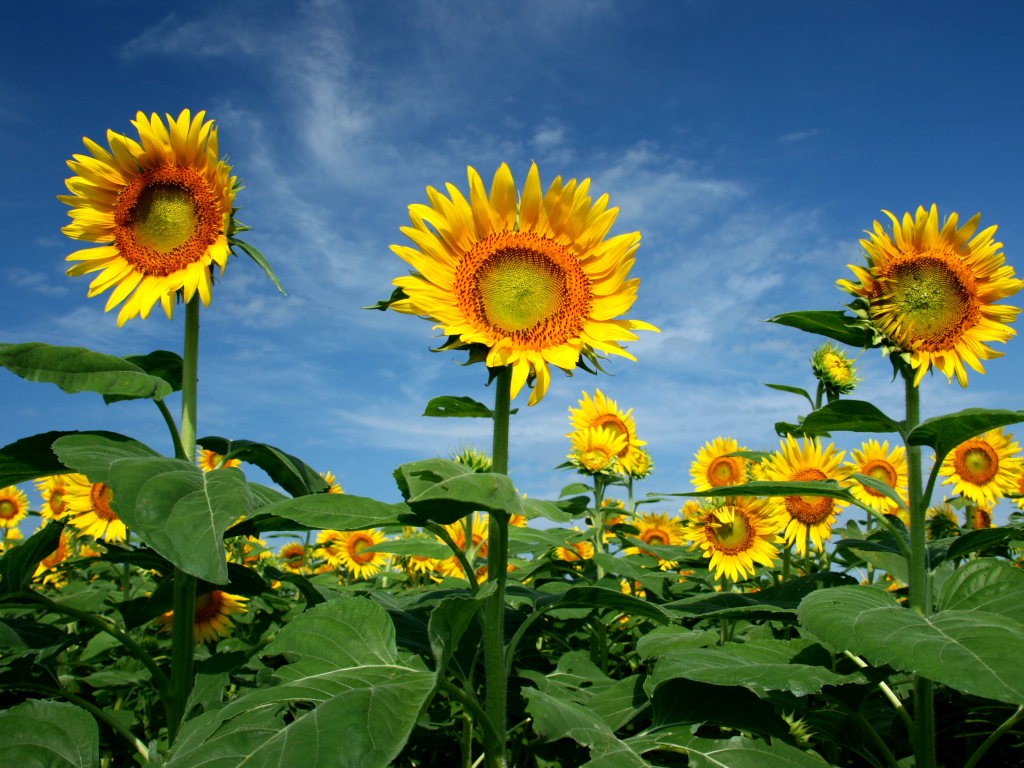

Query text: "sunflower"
[320, 470, 344, 494]
[278, 541, 310, 574]
[318, 528, 389, 580]
[844, 439, 909, 514]
[554, 533, 596, 563]
[940, 428, 1023, 507]
[0, 486, 30, 529]
[63, 473, 127, 542]
[452, 446, 494, 473]
[966, 505, 994, 530]
[690, 437, 751, 492]
[569, 390, 648, 475]
[837, 205, 1023, 387]
[760, 435, 848, 555]
[436, 513, 489, 579]
[567, 426, 627, 475]
[198, 449, 240, 472]
[34, 529, 73, 587]
[160, 590, 248, 644]
[683, 498, 784, 582]
[60, 110, 238, 326]
[811, 343, 860, 396]
[390, 163, 658, 405]
[35, 475, 73, 521]
[624, 511, 684, 569]
[926, 503, 961, 539]
[0, 527, 24, 553]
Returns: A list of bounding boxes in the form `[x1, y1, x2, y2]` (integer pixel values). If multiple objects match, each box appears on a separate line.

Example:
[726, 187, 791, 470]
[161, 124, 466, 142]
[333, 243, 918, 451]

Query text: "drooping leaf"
[0, 342, 172, 400]
[198, 437, 328, 497]
[238, 493, 407, 532]
[626, 730, 833, 768]
[0, 522, 64, 594]
[767, 310, 874, 348]
[0, 430, 140, 486]
[536, 585, 671, 625]
[763, 383, 814, 409]
[673, 479, 858, 504]
[520, 495, 580, 523]
[104, 349, 183, 403]
[947, 527, 1022, 559]
[395, 458, 522, 524]
[422, 395, 494, 418]
[230, 235, 287, 295]
[906, 408, 1024, 462]
[166, 597, 434, 768]
[799, 400, 903, 436]
[799, 585, 1024, 705]
[428, 595, 481, 676]
[0, 699, 99, 768]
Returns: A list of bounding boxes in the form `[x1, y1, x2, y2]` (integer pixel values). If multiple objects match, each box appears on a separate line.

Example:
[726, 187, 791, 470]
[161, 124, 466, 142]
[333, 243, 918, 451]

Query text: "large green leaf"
[626, 730, 833, 768]
[767, 310, 874, 347]
[673, 480, 858, 505]
[799, 400, 903, 436]
[199, 437, 329, 497]
[428, 594, 481, 676]
[536, 585, 671, 624]
[799, 585, 1024, 704]
[0, 699, 99, 768]
[167, 597, 434, 768]
[651, 639, 862, 695]
[0, 522, 64, 594]
[394, 458, 522, 524]
[906, 408, 1024, 461]
[104, 349, 183, 403]
[936, 557, 1024, 622]
[0, 342, 173, 399]
[240, 493, 407, 532]
[422, 395, 494, 418]
[0, 430, 141, 486]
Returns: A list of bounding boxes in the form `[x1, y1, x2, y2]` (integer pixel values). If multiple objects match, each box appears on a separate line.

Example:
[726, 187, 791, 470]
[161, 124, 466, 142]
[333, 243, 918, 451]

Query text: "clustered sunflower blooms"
[939, 428, 1023, 508]
[838, 204, 1023, 387]
[568, 389, 649, 476]
[60, 110, 248, 326]
[567, 426, 627, 475]
[683, 498, 785, 582]
[389, 163, 658, 405]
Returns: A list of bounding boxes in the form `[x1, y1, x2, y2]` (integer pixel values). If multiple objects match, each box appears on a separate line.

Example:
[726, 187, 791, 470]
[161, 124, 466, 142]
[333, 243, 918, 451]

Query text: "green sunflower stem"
[903, 368, 935, 768]
[483, 365, 512, 768]
[167, 297, 201, 743]
[592, 473, 607, 580]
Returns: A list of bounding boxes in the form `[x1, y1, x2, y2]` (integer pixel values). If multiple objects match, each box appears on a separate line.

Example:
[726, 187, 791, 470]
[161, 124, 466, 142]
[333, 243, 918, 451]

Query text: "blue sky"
[3, 1, 1024, 522]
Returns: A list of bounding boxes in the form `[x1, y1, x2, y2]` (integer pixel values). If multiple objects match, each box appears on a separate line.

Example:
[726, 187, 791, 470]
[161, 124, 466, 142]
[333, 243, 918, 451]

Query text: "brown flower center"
[784, 468, 834, 524]
[114, 165, 223, 277]
[0, 500, 19, 520]
[953, 440, 999, 485]
[707, 508, 754, 553]
[861, 459, 898, 497]
[708, 456, 745, 487]
[90, 483, 117, 521]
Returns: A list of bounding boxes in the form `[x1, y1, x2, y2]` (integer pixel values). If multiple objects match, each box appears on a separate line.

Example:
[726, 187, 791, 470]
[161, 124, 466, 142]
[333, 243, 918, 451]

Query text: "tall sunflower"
[60, 110, 239, 326]
[0, 486, 30, 529]
[318, 528, 390, 580]
[837, 205, 1023, 387]
[567, 426, 627, 475]
[690, 436, 751, 492]
[389, 163, 658, 405]
[683, 498, 785, 582]
[760, 435, 848, 555]
[939, 427, 1023, 507]
[844, 439, 909, 514]
[63, 473, 127, 542]
[568, 390, 647, 475]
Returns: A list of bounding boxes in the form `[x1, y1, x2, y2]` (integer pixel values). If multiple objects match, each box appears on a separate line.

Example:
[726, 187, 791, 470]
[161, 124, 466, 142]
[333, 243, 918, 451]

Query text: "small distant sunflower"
[760, 435, 848, 555]
[160, 590, 248, 644]
[198, 449, 240, 472]
[63, 473, 127, 542]
[436, 513, 489, 579]
[568, 426, 626, 475]
[36, 475, 73, 521]
[1, 527, 24, 553]
[837, 205, 1023, 387]
[624, 447, 654, 479]
[452, 446, 494, 473]
[389, 163, 658, 405]
[60, 110, 240, 326]
[940, 428, 1023, 507]
[844, 439, 909, 514]
[34, 529, 73, 587]
[926, 503, 961, 539]
[318, 528, 389, 580]
[278, 542, 310, 574]
[320, 470, 344, 494]
[690, 436, 751, 492]
[0, 486, 30, 529]
[569, 390, 647, 476]
[811, 343, 860, 396]
[625, 511, 684, 569]
[683, 498, 785, 582]
[966, 505, 994, 530]
[554, 534, 596, 563]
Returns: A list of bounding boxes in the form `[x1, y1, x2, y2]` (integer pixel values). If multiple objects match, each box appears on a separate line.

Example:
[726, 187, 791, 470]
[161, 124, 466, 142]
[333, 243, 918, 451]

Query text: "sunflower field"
[2, 110, 1024, 768]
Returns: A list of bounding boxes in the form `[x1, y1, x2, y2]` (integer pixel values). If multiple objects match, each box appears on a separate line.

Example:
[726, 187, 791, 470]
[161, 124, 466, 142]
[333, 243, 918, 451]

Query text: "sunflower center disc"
[593, 415, 630, 456]
[955, 442, 999, 484]
[712, 510, 751, 551]
[133, 185, 197, 253]
[643, 532, 668, 546]
[350, 535, 376, 564]
[785, 468, 833, 523]
[709, 456, 743, 486]
[0, 500, 15, 519]
[888, 256, 976, 348]
[90, 483, 117, 521]
[477, 247, 566, 331]
[863, 460, 898, 496]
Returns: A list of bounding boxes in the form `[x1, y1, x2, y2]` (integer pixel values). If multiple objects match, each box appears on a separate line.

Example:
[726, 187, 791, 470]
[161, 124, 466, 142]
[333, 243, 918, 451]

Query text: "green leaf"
[907, 408, 1024, 462]
[104, 349, 183, 403]
[537, 586, 671, 624]
[520, 495, 578, 523]
[199, 437, 328, 497]
[626, 731, 833, 768]
[51, 433, 162, 481]
[422, 395, 494, 418]
[767, 310, 874, 348]
[636, 626, 719, 659]
[799, 585, 1024, 705]
[0, 431, 98, 486]
[651, 639, 862, 695]
[937, 557, 1024, 623]
[166, 597, 434, 768]
[763, 383, 814, 409]
[0, 342, 173, 400]
[947, 527, 1022, 559]
[0, 522, 64, 594]
[428, 595, 481, 675]
[242, 493, 406, 531]
[673, 479, 858, 504]
[231, 236, 286, 295]
[0, 699, 99, 768]
[800, 400, 903, 436]
[395, 458, 522, 524]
